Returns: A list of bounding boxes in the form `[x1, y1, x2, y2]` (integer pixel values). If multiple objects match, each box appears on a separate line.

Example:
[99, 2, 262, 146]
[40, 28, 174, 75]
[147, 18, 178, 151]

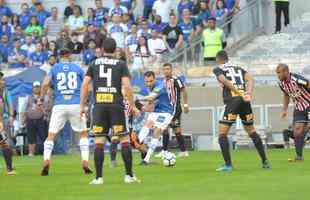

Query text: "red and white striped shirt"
[279, 73, 310, 111]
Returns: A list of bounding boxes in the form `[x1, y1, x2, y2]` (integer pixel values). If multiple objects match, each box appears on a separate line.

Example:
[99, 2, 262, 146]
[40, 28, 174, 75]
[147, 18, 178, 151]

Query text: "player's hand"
[281, 110, 288, 119]
[183, 104, 189, 114]
[243, 93, 252, 102]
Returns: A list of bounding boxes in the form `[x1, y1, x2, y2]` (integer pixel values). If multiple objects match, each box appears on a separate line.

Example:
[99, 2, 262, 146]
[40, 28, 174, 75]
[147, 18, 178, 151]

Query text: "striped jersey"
[164, 76, 185, 116]
[279, 73, 310, 111]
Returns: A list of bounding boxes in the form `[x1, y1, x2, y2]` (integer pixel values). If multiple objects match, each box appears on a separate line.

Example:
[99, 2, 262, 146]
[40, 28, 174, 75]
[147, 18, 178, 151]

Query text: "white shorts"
[49, 104, 87, 134]
[147, 112, 173, 130]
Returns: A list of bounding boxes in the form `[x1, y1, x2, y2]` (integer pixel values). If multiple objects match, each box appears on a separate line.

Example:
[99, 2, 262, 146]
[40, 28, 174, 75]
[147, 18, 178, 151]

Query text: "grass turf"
[0, 149, 309, 200]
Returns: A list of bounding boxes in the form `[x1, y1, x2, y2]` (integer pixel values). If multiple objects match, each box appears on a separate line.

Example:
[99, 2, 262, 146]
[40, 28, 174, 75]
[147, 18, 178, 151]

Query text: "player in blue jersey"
[40, 48, 92, 176]
[138, 71, 175, 165]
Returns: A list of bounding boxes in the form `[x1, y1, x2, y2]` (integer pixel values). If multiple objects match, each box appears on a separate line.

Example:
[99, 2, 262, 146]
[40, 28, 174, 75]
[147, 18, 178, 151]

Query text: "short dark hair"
[144, 71, 155, 78]
[163, 63, 172, 68]
[216, 50, 228, 62]
[103, 38, 116, 54]
[276, 63, 289, 71]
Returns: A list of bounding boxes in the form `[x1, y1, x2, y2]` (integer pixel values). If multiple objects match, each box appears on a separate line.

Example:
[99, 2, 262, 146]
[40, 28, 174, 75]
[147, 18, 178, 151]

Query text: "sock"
[162, 129, 169, 151]
[43, 140, 54, 161]
[2, 147, 13, 171]
[79, 138, 89, 162]
[176, 132, 186, 152]
[121, 142, 133, 177]
[144, 138, 159, 163]
[94, 144, 104, 179]
[250, 132, 267, 163]
[141, 151, 147, 160]
[218, 135, 232, 166]
[110, 140, 118, 162]
[294, 135, 305, 158]
[138, 127, 150, 143]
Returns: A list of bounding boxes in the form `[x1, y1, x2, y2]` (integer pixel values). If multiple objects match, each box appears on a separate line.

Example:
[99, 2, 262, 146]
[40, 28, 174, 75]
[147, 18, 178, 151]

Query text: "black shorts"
[220, 98, 254, 126]
[293, 107, 310, 124]
[170, 111, 182, 129]
[92, 105, 127, 137]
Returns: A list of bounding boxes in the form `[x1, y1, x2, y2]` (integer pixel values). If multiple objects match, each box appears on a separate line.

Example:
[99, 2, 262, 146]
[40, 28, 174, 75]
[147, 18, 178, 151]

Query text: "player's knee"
[111, 136, 120, 143]
[94, 137, 106, 144]
[175, 127, 182, 135]
[47, 133, 56, 141]
[95, 143, 104, 150]
[79, 131, 88, 138]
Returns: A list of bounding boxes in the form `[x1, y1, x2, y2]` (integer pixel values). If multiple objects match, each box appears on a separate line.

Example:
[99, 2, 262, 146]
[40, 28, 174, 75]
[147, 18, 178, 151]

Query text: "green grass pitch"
[0, 150, 309, 200]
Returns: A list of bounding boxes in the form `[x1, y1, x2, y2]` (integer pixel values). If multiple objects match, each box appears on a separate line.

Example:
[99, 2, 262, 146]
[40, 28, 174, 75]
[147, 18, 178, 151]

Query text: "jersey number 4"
[99, 65, 112, 87]
[57, 72, 78, 90]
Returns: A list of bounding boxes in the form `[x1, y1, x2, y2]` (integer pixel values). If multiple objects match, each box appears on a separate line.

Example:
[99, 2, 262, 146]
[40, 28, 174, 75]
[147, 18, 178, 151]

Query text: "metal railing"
[165, 0, 264, 72]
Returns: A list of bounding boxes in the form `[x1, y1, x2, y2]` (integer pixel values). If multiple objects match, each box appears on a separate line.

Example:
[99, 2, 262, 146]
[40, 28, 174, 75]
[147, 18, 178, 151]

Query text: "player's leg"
[41, 106, 66, 176]
[110, 135, 119, 167]
[289, 109, 309, 162]
[69, 105, 92, 174]
[89, 106, 109, 184]
[0, 138, 15, 175]
[130, 130, 147, 160]
[216, 104, 235, 172]
[172, 116, 188, 157]
[155, 128, 169, 158]
[243, 125, 270, 168]
[138, 119, 154, 143]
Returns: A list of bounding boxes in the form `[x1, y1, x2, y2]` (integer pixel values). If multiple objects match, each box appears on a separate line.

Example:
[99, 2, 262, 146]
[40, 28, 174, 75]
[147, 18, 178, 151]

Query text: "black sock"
[250, 132, 267, 163]
[176, 132, 186, 152]
[218, 135, 232, 166]
[294, 135, 305, 158]
[141, 151, 147, 160]
[162, 129, 169, 151]
[2, 147, 13, 171]
[121, 143, 133, 177]
[94, 144, 104, 179]
[110, 141, 118, 162]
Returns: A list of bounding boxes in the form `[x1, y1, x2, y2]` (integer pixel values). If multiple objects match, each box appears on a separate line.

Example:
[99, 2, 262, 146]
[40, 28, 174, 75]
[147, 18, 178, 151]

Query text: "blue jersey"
[121, 0, 134, 10]
[19, 12, 31, 29]
[30, 51, 48, 67]
[49, 62, 84, 105]
[0, 6, 12, 18]
[94, 7, 109, 27]
[178, 21, 194, 44]
[149, 80, 175, 114]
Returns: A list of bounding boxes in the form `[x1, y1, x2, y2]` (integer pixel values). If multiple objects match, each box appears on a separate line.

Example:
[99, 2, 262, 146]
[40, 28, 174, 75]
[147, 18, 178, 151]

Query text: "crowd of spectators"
[0, 0, 240, 73]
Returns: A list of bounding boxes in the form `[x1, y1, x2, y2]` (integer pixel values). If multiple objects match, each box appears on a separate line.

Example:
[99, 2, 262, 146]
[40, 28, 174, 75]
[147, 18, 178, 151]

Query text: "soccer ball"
[162, 152, 176, 167]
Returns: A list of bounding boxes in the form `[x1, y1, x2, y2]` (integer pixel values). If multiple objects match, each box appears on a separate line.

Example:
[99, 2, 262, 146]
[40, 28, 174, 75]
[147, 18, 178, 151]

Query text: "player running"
[155, 63, 189, 158]
[138, 71, 176, 165]
[40, 48, 92, 176]
[276, 63, 310, 162]
[213, 50, 270, 172]
[81, 38, 140, 185]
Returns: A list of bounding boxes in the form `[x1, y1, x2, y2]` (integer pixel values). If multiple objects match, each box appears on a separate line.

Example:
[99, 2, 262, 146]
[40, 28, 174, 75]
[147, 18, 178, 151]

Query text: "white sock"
[144, 138, 160, 163]
[138, 127, 150, 143]
[43, 140, 54, 161]
[79, 138, 89, 162]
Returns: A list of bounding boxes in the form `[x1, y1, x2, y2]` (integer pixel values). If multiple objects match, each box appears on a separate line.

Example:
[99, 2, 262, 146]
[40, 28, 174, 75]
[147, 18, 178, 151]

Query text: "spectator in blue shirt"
[121, 0, 136, 11]
[8, 39, 28, 68]
[34, 2, 51, 27]
[0, 0, 12, 18]
[149, 15, 167, 34]
[177, 0, 194, 19]
[0, 35, 11, 62]
[109, 0, 128, 17]
[0, 15, 14, 40]
[137, 19, 151, 39]
[197, 0, 211, 28]
[30, 0, 40, 15]
[29, 42, 48, 67]
[94, 0, 109, 28]
[178, 9, 195, 46]
[213, 0, 228, 26]
[19, 3, 31, 30]
[83, 39, 96, 65]
[143, 0, 156, 20]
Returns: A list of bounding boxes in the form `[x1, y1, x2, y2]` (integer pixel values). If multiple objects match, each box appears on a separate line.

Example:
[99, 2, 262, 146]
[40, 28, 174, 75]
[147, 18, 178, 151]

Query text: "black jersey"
[86, 56, 131, 107]
[213, 64, 248, 104]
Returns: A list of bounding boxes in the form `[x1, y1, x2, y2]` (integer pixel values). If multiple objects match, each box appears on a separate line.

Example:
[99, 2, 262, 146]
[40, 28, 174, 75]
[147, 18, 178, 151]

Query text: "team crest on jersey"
[62, 65, 69, 71]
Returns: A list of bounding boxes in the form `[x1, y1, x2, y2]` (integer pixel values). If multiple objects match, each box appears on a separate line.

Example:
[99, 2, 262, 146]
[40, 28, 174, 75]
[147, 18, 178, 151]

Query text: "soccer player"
[213, 50, 270, 172]
[80, 38, 140, 185]
[138, 71, 175, 165]
[276, 63, 310, 162]
[156, 63, 189, 158]
[40, 48, 92, 176]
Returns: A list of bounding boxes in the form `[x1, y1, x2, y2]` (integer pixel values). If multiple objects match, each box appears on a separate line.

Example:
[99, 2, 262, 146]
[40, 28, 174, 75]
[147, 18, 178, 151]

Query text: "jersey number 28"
[57, 72, 78, 90]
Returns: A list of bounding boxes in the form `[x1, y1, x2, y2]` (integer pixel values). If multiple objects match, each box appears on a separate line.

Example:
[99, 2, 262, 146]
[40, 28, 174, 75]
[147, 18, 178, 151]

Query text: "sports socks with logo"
[43, 140, 54, 161]
[144, 138, 160, 163]
[110, 140, 119, 162]
[121, 142, 133, 177]
[94, 144, 104, 179]
[218, 135, 232, 166]
[250, 132, 267, 163]
[79, 138, 90, 162]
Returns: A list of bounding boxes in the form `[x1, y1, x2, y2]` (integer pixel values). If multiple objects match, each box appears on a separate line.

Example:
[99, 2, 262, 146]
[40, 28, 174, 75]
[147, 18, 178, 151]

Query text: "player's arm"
[244, 72, 254, 101]
[181, 87, 189, 113]
[122, 76, 134, 107]
[217, 74, 242, 96]
[80, 75, 92, 116]
[40, 75, 51, 97]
